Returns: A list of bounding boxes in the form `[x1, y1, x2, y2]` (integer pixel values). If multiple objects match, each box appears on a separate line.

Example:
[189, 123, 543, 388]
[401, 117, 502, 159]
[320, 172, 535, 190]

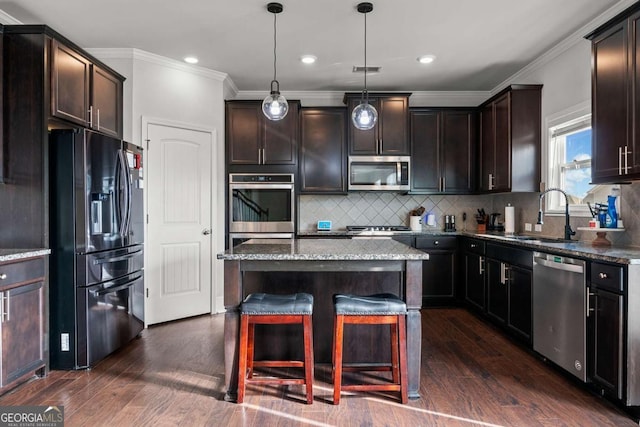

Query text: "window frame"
[543, 102, 595, 217]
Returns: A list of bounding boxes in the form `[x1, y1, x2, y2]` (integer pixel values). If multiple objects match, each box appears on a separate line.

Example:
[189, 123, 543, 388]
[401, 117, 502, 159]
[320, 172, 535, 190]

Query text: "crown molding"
[86, 48, 229, 82]
[0, 9, 22, 25]
[233, 90, 490, 107]
[494, 0, 639, 93]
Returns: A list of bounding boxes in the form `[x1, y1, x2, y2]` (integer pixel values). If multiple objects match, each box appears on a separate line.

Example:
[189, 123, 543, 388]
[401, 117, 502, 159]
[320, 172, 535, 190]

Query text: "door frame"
[141, 116, 224, 320]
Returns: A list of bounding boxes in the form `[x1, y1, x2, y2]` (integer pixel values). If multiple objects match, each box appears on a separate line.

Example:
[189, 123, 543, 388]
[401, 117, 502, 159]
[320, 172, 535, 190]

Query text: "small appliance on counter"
[444, 215, 456, 232]
[487, 212, 504, 231]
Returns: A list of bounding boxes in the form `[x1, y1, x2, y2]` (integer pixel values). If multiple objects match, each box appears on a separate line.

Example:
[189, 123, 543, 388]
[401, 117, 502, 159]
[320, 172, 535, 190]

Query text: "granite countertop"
[298, 229, 453, 238]
[217, 238, 430, 261]
[460, 232, 640, 265]
[0, 249, 51, 262]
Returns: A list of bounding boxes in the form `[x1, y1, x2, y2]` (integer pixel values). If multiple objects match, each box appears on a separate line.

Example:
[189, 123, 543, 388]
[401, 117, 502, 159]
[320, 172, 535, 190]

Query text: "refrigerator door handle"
[92, 248, 144, 264]
[117, 149, 132, 237]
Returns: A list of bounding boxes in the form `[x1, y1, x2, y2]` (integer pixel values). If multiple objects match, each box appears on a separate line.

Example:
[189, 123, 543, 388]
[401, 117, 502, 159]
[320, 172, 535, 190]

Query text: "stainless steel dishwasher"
[533, 252, 587, 381]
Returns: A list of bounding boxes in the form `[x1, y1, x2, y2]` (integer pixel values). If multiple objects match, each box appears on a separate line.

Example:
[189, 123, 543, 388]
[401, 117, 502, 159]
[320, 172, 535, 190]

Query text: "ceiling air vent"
[353, 66, 381, 74]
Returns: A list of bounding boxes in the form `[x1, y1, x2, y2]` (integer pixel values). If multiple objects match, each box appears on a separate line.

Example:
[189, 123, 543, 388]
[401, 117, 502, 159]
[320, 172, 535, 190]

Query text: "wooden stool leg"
[247, 322, 255, 379]
[303, 315, 314, 404]
[333, 314, 344, 405]
[398, 315, 408, 404]
[390, 322, 400, 383]
[237, 315, 250, 404]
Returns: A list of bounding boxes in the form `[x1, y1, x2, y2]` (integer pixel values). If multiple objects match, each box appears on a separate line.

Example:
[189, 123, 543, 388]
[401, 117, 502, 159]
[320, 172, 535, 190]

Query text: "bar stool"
[332, 293, 408, 404]
[237, 292, 314, 404]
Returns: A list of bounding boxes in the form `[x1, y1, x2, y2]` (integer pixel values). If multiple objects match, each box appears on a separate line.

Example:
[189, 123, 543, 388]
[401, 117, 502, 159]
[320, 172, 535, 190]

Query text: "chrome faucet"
[537, 187, 575, 241]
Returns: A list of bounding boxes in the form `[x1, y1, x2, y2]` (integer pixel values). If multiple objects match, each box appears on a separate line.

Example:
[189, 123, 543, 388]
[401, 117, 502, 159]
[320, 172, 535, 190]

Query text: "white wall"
[89, 48, 228, 314]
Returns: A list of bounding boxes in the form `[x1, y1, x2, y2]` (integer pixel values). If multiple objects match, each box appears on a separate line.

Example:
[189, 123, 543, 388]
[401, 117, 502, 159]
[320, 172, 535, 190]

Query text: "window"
[546, 107, 614, 216]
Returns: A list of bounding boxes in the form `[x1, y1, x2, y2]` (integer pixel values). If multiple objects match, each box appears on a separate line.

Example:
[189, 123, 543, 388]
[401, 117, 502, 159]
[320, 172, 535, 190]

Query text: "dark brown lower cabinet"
[485, 243, 532, 342]
[0, 257, 46, 393]
[415, 236, 457, 307]
[462, 238, 486, 311]
[590, 287, 624, 400]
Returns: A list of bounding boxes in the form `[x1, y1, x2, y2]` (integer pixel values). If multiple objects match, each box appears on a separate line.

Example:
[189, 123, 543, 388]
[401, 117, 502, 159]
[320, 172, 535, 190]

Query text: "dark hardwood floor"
[1, 308, 635, 426]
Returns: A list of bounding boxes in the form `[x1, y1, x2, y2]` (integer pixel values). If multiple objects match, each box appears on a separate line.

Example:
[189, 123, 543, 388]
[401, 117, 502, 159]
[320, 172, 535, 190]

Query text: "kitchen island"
[217, 238, 429, 402]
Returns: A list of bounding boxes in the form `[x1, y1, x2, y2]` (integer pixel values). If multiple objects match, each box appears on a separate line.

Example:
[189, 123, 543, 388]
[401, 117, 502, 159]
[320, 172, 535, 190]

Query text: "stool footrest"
[341, 384, 402, 392]
[253, 361, 305, 368]
[246, 378, 307, 386]
[342, 364, 393, 372]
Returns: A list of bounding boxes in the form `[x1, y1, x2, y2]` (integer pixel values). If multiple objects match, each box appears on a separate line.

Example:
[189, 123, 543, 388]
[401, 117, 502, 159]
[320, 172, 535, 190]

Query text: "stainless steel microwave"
[348, 156, 410, 191]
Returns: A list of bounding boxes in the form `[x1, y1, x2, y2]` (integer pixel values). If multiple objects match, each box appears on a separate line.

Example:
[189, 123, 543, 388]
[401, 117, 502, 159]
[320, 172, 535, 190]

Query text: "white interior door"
[145, 123, 213, 325]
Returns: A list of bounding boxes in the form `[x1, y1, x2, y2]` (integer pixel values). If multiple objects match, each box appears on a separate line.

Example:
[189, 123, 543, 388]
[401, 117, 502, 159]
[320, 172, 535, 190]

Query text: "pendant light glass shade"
[263, 3, 288, 121]
[352, 2, 377, 130]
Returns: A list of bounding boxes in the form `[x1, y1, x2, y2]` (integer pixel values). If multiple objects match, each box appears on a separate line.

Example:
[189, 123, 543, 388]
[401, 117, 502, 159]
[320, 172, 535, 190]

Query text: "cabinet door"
[51, 40, 90, 126]
[442, 110, 475, 193]
[480, 104, 494, 191]
[91, 65, 123, 138]
[591, 288, 623, 399]
[1, 282, 45, 387]
[486, 258, 508, 323]
[226, 103, 261, 164]
[347, 97, 379, 155]
[591, 21, 629, 183]
[299, 108, 346, 193]
[464, 252, 485, 310]
[493, 93, 511, 191]
[507, 265, 532, 341]
[410, 110, 440, 192]
[630, 12, 640, 175]
[379, 97, 409, 155]
[422, 251, 455, 306]
[263, 101, 298, 165]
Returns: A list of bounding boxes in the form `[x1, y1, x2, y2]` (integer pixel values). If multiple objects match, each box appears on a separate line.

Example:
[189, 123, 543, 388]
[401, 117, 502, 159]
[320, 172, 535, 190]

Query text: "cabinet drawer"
[461, 238, 485, 255]
[486, 243, 532, 269]
[415, 236, 457, 251]
[0, 258, 45, 290]
[590, 262, 623, 293]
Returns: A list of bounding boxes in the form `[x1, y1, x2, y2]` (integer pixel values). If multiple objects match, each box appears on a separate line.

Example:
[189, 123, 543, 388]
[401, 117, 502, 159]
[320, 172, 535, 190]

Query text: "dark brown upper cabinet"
[410, 108, 476, 194]
[226, 100, 299, 166]
[479, 85, 542, 193]
[587, 4, 640, 183]
[344, 93, 411, 156]
[51, 39, 123, 138]
[299, 108, 347, 194]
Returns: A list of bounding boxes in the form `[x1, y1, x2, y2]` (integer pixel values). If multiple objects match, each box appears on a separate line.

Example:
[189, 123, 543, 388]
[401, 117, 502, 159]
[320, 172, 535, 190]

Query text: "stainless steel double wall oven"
[228, 173, 295, 246]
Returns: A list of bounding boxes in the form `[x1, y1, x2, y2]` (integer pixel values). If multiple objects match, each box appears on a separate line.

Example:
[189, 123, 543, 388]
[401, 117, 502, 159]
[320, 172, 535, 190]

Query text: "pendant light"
[262, 2, 289, 121]
[352, 2, 378, 130]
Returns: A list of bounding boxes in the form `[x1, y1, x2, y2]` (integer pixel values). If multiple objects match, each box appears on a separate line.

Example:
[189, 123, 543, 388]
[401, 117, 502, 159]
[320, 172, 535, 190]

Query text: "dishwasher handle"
[534, 256, 584, 273]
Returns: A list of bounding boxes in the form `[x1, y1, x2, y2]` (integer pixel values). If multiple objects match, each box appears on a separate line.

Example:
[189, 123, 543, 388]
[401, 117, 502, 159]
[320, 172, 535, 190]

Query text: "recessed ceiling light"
[300, 55, 317, 64]
[417, 55, 436, 64]
[183, 56, 199, 64]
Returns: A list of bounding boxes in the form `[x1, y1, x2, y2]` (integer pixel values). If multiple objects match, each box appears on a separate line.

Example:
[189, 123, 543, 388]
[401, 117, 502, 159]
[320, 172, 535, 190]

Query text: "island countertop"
[217, 238, 430, 261]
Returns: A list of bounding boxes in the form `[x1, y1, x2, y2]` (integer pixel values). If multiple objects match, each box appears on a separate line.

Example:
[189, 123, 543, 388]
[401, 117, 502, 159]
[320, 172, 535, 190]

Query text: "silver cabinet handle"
[434, 240, 439, 246]
[202, 228, 212, 235]
[619, 146, 623, 175]
[625, 145, 631, 174]
[479, 256, 485, 275]
[0, 273, 6, 280]
[488, 173, 494, 190]
[587, 288, 595, 318]
[500, 262, 510, 285]
[5, 292, 8, 322]
[599, 272, 608, 279]
[97, 108, 101, 130]
[88, 105, 94, 128]
[470, 243, 477, 248]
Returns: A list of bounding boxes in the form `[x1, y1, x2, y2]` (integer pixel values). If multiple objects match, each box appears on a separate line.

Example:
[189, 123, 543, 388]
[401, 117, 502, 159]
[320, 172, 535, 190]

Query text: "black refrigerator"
[49, 129, 144, 369]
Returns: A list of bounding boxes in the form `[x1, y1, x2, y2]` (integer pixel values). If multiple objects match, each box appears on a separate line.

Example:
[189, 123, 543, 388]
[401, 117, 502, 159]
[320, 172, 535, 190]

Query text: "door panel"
[146, 124, 212, 324]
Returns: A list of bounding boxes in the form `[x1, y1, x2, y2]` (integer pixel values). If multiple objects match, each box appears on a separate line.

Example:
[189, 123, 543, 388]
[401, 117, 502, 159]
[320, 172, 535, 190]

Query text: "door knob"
[202, 228, 212, 235]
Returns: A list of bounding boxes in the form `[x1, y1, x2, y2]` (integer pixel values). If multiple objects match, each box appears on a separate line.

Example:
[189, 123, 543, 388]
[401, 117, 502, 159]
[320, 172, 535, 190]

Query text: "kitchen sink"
[480, 234, 569, 244]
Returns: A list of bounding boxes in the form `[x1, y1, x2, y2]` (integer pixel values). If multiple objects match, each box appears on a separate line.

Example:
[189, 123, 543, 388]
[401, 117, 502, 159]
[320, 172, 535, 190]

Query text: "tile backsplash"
[299, 181, 640, 247]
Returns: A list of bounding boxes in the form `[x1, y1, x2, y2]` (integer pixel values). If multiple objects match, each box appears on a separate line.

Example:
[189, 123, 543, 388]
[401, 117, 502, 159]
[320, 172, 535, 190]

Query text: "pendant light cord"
[273, 11, 278, 84]
[363, 10, 368, 103]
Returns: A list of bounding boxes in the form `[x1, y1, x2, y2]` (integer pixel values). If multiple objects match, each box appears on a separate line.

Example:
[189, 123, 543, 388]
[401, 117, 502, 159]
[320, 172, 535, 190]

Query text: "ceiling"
[0, 0, 625, 92]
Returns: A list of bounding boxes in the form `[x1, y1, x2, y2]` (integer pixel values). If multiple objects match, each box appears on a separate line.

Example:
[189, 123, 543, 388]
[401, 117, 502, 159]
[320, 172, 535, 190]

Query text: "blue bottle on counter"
[607, 195, 618, 228]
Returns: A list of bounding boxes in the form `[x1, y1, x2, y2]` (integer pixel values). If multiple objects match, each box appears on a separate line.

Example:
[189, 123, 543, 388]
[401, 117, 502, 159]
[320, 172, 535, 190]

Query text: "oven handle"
[230, 183, 294, 190]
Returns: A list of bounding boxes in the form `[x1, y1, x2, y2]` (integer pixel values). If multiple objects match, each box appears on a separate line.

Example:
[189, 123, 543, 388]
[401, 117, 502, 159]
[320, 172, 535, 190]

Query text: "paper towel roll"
[505, 204, 515, 234]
